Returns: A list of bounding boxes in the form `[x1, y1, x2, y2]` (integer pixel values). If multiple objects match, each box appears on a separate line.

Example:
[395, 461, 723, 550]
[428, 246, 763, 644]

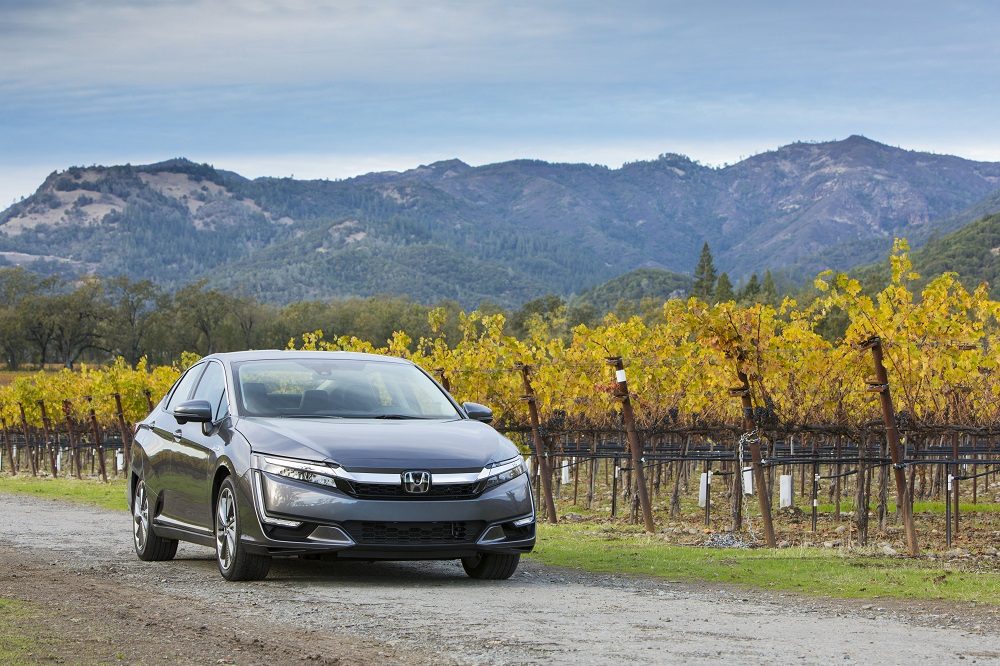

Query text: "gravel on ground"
[1, 492, 998, 665]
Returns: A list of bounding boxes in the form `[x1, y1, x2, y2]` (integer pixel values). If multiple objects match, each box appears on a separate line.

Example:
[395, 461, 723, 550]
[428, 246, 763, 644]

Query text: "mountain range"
[855, 210, 1000, 295]
[2, 135, 999, 307]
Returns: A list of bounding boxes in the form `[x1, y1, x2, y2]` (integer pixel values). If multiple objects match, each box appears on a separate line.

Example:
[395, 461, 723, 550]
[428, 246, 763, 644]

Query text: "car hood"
[234, 416, 516, 471]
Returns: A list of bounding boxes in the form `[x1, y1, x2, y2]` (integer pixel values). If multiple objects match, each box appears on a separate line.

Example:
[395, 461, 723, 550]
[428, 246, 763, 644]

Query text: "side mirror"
[463, 402, 493, 424]
[174, 399, 213, 425]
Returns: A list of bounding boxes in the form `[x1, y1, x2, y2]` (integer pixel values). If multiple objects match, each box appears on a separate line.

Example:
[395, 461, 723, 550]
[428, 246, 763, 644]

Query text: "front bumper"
[239, 468, 536, 559]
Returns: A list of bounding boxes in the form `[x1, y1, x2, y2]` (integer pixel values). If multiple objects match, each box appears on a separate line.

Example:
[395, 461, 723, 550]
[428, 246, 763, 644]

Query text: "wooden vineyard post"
[607, 357, 655, 533]
[37, 401, 58, 478]
[971, 437, 978, 506]
[18, 403, 37, 477]
[610, 455, 619, 518]
[572, 451, 580, 505]
[855, 436, 870, 545]
[113, 393, 132, 472]
[586, 432, 597, 509]
[952, 433, 960, 536]
[862, 336, 919, 556]
[62, 400, 83, 480]
[811, 437, 819, 532]
[671, 436, 690, 518]
[435, 369, 451, 393]
[730, 433, 743, 532]
[86, 397, 108, 483]
[518, 364, 558, 524]
[834, 435, 843, 520]
[1, 416, 14, 475]
[733, 370, 776, 547]
[877, 438, 889, 530]
[703, 459, 712, 527]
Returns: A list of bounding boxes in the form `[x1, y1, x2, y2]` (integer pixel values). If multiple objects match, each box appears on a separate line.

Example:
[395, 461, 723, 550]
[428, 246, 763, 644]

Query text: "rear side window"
[165, 363, 206, 412]
[192, 362, 228, 421]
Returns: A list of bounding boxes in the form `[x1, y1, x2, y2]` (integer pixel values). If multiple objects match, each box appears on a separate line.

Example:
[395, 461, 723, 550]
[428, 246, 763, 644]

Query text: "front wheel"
[132, 479, 178, 561]
[461, 553, 520, 580]
[215, 477, 271, 581]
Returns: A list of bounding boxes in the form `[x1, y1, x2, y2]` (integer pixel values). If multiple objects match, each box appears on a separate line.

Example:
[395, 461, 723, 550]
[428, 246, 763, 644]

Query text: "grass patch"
[530, 523, 1000, 603]
[0, 598, 38, 665]
[816, 500, 1000, 515]
[0, 476, 127, 511]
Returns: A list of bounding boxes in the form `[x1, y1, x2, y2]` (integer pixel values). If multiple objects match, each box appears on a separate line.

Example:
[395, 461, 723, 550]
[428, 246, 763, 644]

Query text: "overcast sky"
[2, 0, 999, 205]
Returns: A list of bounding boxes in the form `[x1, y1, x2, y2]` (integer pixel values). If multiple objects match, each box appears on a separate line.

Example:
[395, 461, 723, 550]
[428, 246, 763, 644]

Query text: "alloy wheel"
[133, 481, 149, 551]
[216, 487, 237, 572]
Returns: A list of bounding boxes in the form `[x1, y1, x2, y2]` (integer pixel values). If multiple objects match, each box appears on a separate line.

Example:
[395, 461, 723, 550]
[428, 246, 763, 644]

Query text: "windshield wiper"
[280, 414, 345, 419]
[372, 414, 428, 419]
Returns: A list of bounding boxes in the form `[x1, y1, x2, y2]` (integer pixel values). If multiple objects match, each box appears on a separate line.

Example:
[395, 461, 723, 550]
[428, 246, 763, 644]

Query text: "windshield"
[232, 358, 460, 419]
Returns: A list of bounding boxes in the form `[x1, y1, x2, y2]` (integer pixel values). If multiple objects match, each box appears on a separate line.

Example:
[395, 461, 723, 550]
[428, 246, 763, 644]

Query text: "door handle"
[173, 429, 182, 442]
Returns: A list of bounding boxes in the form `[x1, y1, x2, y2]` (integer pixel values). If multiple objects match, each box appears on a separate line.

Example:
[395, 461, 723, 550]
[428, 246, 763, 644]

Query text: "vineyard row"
[3, 245, 1000, 552]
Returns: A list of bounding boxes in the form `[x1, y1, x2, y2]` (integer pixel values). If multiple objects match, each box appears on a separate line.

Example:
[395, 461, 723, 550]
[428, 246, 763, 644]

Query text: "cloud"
[2, 0, 1000, 208]
[0, 1, 621, 87]
[5, 1, 998, 91]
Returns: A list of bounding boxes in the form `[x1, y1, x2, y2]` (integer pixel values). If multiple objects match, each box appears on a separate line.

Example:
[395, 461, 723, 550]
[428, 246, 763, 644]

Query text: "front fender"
[126, 442, 146, 509]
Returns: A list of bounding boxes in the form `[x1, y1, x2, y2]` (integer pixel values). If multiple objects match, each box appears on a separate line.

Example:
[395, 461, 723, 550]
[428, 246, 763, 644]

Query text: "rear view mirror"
[463, 402, 493, 424]
[174, 399, 213, 425]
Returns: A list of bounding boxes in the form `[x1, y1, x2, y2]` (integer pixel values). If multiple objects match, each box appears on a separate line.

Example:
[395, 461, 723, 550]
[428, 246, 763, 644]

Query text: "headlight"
[253, 454, 339, 489]
[483, 456, 526, 490]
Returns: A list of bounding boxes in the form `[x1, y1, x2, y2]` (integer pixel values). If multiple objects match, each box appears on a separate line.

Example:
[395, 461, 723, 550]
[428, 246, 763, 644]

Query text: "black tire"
[215, 477, 271, 581]
[132, 478, 178, 562]
[461, 553, 520, 580]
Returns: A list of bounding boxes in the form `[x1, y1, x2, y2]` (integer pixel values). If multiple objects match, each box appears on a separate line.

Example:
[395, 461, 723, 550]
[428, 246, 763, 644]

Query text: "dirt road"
[1, 493, 998, 665]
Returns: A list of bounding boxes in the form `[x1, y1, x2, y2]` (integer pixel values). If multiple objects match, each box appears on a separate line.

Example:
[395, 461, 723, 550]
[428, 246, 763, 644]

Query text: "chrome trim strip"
[307, 525, 355, 546]
[261, 455, 337, 477]
[477, 525, 507, 544]
[252, 454, 526, 487]
[252, 469, 303, 528]
[476, 513, 535, 544]
[523, 472, 536, 524]
[477, 458, 524, 480]
[333, 469, 481, 485]
[153, 514, 212, 534]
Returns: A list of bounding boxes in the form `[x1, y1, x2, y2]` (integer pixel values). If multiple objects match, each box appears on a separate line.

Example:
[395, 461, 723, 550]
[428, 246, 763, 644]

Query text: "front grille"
[348, 481, 483, 500]
[342, 520, 485, 545]
[350, 482, 407, 498]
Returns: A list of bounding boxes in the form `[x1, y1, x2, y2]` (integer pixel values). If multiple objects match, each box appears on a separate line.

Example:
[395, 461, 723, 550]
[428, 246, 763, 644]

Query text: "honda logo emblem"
[402, 470, 431, 494]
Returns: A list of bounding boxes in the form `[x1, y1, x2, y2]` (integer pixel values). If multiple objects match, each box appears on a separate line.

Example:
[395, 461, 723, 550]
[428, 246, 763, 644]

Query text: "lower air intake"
[342, 521, 484, 545]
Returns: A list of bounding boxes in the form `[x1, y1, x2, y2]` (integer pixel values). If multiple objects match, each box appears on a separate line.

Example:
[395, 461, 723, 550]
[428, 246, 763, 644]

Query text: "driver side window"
[192, 362, 229, 422]
[165, 363, 206, 412]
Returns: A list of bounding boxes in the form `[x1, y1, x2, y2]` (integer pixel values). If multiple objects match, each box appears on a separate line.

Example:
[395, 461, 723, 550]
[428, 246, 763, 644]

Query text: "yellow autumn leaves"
[3, 240, 997, 430]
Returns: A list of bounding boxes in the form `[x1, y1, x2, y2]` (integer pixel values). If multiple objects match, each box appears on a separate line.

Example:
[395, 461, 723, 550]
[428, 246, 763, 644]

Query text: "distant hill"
[856, 211, 1000, 295]
[2, 136, 1000, 306]
[781, 186, 1000, 281]
[913, 188, 1000, 241]
[573, 268, 691, 312]
[0, 159, 280, 284]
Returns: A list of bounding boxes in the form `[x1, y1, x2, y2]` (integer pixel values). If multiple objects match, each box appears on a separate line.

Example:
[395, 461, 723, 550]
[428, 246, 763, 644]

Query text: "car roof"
[202, 350, 413, 365]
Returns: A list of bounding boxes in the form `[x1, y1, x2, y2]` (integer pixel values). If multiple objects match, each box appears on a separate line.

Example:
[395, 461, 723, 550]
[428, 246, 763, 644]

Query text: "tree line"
[0, 269, 471, 370]
[0, 269, 614, 370]
[0, 242, 798, 370]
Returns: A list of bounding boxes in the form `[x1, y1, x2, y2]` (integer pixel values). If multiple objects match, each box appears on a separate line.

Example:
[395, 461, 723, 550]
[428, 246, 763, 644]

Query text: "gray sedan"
[128, 351, 535, 581]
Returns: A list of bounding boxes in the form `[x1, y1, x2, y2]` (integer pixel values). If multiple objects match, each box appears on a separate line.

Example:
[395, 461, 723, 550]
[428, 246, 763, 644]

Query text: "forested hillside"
[856, 211, 1000, 295]
[571, 268, 691, 313]
[3, 136, 1000, 306]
